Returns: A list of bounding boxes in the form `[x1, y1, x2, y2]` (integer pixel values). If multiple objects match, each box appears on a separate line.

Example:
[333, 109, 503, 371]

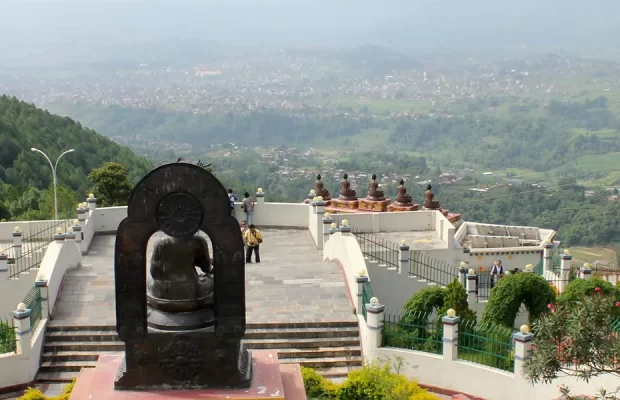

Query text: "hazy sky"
[1, 0, 620, 64]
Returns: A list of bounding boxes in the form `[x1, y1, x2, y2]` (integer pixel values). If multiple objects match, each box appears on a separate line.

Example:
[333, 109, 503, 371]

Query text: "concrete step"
[36, 371, 81, 383]
[315, 366, 363, 380]
[245, 337, 361, 349]
[40, 360, 98, 372]
[277, 347, 361, 359]
[45, 326, 359, 342]
[42, 351, 101, 362]
[282, 356, 362, 369]
[44, 341, 125, 353]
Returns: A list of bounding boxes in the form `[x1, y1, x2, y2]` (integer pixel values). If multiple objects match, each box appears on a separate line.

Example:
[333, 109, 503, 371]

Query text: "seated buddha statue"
[313, 174, 331, 200]
[147, 233, 214, 314]
[366, 174, 385, 201]
[395, 179, 413, 206]
[338, 173, 357, 201]
[423, 184, 440, 210]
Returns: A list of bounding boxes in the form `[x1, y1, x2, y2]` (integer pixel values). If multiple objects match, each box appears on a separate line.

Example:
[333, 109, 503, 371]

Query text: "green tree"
[523, 288, 620, 384]
[438, 278, 476, 322]
[38, 184, 78, 219]
[88, 162, 133, 207]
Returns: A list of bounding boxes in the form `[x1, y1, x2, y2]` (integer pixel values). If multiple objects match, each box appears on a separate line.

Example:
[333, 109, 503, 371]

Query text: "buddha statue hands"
[366, 174, 385, 201]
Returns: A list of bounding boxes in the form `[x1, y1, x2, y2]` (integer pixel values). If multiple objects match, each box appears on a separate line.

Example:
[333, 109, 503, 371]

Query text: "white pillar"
[355, 276, 369, 315]
[442, 314, 460, 361]
[559, 253, 572, 292]
[77, 207, 87, 227]
[466, 269, 477, 304]
[459, 262, 468, 287]
[256, 189, 265, 206]
[513, 327, 534, 376]
[34, 278, 49, 320]
[54, 231, 66, 244]
[72, 223, 83, 245]
[365, 299, 385, 351]
[0, 252, 8, 275]
[340, 223, 352, 236]
[581, 266, 592, 280]
[398, 243, 409, 275]
[12, 229, 23, 259]
[322, 216, 333, 245]
[543, 243, 554, 273]
[87, 196, 97, 212]
[12, 303, 33, 356]
[313, 201, 325, 250]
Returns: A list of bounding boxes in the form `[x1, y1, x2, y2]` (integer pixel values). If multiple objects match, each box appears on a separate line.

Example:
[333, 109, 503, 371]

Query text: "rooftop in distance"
[457, 221, 555, 250]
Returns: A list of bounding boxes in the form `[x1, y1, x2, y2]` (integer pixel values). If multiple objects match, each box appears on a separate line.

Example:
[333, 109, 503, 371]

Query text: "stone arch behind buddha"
[114, 162, 246, 343]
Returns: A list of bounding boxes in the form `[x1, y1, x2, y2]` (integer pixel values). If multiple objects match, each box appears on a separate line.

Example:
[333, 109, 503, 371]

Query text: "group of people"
[229, 189, 262, 263]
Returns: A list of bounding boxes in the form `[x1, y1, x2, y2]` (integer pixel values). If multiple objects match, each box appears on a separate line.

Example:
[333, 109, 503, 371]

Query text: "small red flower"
[595, 287, 601, 293]
[547, 304, 553, 309]
[616, 301, 620, 307]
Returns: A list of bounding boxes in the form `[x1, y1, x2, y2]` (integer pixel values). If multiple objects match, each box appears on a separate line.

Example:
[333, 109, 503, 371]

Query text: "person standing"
[228, 189, 238, 218]
[242, 192, 255, 225]
[490, 260, 505, 288]
[244, 224, 262, 263]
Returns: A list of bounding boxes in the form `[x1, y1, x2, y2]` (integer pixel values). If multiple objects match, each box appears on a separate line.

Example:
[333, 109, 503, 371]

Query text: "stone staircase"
[37, 321, 362, 383]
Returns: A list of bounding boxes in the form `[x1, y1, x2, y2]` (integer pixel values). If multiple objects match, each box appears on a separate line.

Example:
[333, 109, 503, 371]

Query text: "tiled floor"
[50, 229, 356, 327]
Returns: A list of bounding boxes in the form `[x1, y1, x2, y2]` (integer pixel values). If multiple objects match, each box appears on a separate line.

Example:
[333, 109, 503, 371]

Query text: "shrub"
[401, 286, 445, 323]
[481, 272, 556, 328]
[560, 278, 620, 318]
[302, 362, 439, 400]
[18, 380, 75, 400]
[437, 278, 476, 322]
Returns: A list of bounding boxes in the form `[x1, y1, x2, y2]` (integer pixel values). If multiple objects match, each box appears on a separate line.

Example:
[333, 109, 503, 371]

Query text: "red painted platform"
[70, 351, 306, 400]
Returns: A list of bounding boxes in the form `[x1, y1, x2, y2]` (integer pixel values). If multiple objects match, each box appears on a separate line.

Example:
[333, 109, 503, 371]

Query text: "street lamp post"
[31, 148, 75, 221]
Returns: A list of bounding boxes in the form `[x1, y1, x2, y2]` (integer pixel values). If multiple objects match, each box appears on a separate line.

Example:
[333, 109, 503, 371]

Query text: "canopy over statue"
[113, 161, 251, 390]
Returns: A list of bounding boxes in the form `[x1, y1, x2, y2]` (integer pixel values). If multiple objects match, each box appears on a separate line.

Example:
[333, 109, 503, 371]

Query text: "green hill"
[0, 95, 152, 220]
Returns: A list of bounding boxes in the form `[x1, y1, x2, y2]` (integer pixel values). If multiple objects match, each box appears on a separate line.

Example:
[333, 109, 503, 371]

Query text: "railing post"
[442, 309, 460, 361]
[54, 229, 66, 243]
[459, 262, 468, 287]
[581, 265, 592, 280]
[513, 325, 534, 376]
[543, 243, 554, 273]
[339, 220, 352, 236]
[466, 269, 477, 304]
[355, 275, 369, 315]
[559, 253, 572, 292]
[365, 298, 385, 352]
[12, 227, 23, 259]
[398, 241, 409, 275]
[0, 251, 7, 275]
[34, 277, 50, 320]
[322, 213, 333, 245]
[12, 303, 33, 356]
[72, 220, 83, 248]
[313, 200, 325, 250]
[329, 223, 339, 236]
[255, 188, 265, 206]
[77, 204, 88, 227]
[87, 194, 97, 212]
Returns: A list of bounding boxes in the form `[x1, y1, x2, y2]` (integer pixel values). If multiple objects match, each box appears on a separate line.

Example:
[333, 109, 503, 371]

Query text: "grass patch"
[569, 246, 617, 266]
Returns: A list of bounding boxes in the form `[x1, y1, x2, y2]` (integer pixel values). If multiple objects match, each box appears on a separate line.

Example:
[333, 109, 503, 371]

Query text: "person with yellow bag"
[243, 224, 263, 263]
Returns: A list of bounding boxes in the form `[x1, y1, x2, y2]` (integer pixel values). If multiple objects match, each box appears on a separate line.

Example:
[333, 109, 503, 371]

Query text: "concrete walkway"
[50, 229, 355, 326]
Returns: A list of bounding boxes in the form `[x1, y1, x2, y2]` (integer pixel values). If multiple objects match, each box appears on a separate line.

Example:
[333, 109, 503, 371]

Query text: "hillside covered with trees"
[0, 96, 152, 220]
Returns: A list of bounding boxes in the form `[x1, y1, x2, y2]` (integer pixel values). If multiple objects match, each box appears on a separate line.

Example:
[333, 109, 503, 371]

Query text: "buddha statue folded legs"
[338, 173, 358, 201]
[366, 174, 386, 201]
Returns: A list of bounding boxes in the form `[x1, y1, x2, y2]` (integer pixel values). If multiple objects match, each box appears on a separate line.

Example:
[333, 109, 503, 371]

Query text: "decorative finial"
[36, 272, 46, 281]
[460, 261, 467, 268]
[370, 297, 379, 306]
[446, 308, 456, 318]
[67, 227, 74, 233]
[583, 263, 592, 270]
[341, 219, 350, 227]
[88, 193, 94, 199]
[358, 269, 367, 277]
[316, 196, 323, 201]
[324, 212, 331, 218]
[13, 226, 20, 232]
[468, 268, 475, 275]
[401, 240, 407, 245]
[525, 264, 534, 271]
[520, 325, 530, 334]
[330, 223, 337, 229]
[17, 303, 27, 311]
[56, 227, 64, 234]
[257, 187, 263, 193]
[73, 219, 79, 225]
[310, 189, 316, 196]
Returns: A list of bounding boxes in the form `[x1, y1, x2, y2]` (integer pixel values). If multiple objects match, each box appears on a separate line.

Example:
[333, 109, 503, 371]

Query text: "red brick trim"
[418, 383, 485, 400]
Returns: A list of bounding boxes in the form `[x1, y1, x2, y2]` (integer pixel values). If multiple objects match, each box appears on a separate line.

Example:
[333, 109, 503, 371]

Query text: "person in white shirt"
[490, 260, 505, 288]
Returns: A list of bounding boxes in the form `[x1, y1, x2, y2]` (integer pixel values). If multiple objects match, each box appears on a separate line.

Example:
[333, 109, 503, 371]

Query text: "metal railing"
[612, 319, 620, 334]
[409, 251, 459, 287]
[355, 230, 400, 268]
[0, 317, 16, 354]
[383, 311, 443, 355]
[458, 319, 516, 372]
[476, 272, 494, 301]
[361, 281, 374, 321]
[8, 219, 72, 278]
[23, 286, 42, 331]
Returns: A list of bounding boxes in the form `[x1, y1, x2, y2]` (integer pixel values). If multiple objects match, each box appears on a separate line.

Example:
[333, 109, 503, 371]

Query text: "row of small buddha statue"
[312, 173, 440, 209]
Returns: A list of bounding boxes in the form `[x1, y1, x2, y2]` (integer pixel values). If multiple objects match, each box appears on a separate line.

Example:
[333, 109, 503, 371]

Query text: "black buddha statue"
[366, 174, 385, 201]
[338, 173, 358, 200]
[423, 184, 440, 209]
[147, 234, 214, 314]
[395, 179, 413, 206]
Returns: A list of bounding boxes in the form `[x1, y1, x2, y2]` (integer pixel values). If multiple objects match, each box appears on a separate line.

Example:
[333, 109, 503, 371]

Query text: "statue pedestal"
[70, 352, 307, 400]
[330, 198, 359, 210]
[387, 203, 420, 212]
[358, 198, 391, 212]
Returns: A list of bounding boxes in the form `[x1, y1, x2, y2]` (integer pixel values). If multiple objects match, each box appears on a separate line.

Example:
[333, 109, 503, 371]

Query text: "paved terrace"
[375, 230, 447, 251]
[50, 229, 356, 326]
